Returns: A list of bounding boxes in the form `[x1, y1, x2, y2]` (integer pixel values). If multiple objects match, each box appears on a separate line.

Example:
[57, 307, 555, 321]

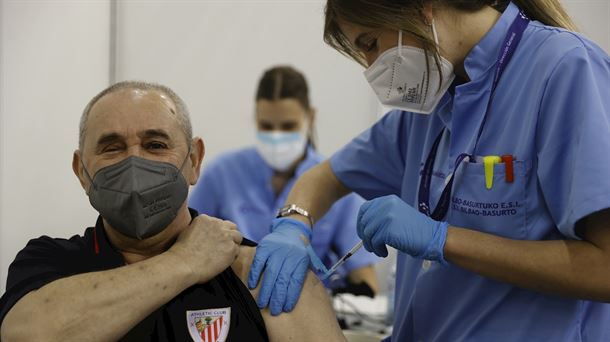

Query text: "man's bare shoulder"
[231, 245, 255, 284]
[230, 245, 346, 342]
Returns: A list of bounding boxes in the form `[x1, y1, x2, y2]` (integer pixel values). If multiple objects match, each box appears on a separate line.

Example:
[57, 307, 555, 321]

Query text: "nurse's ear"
[306, 107, 316, 147]
[186, 137, 205, 186]
[306, 107, 316, 130]
[420, 5, 434, 26]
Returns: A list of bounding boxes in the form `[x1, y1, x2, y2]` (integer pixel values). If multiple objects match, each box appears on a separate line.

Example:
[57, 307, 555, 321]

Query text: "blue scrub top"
[189, 146, 377, 276]
[331, 3, 610, 341]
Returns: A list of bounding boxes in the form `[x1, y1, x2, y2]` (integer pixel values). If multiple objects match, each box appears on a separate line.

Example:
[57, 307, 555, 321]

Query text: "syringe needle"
[322, 240, 364, 280]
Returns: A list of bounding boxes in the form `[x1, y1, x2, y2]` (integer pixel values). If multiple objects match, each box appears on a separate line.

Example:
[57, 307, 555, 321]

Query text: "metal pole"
[109, 0, 118, 85]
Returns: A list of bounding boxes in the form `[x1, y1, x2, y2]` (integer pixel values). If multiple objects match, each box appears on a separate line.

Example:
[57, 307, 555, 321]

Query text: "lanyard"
[418, 11, 530, 221]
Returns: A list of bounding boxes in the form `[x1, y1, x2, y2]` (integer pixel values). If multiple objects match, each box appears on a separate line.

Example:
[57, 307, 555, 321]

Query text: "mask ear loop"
[178, 145, 193, 171]
[397, 30, 403, 57]
[431, 18, 440, 46]
[80, 159, 96, 191]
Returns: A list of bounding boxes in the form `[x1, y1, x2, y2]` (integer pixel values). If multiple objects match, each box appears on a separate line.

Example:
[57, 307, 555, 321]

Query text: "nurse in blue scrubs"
[248, 0, 610, 339]
[189, 65, 379, 295]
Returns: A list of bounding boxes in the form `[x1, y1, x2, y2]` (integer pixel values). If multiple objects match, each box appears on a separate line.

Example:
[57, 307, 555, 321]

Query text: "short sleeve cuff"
[330, 149, 355, 191]
[560, 192, 610, 239]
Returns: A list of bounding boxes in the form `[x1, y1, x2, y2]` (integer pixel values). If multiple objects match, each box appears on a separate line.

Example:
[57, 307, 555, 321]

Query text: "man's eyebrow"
[96, 132, 124, 146]
[139, 129, 171, 140]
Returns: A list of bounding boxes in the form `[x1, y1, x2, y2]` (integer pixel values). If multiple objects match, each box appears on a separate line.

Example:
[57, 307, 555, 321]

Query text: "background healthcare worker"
[248, 0, 610, 340]
[189, 65, 379, 300]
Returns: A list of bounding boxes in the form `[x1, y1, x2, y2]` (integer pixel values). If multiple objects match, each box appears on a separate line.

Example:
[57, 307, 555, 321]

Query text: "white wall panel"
[0, 0, 110, 292]
[115, 0, 379, 162]
[564, 0, 609, 53]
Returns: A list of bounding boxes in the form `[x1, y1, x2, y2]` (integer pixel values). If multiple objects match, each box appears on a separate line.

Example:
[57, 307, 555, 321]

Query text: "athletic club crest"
[186, 307, 231, 342]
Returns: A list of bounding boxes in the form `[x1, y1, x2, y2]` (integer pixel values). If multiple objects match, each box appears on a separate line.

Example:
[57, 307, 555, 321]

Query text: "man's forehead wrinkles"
[90, 107, 177, 124]
[83, 92, 187, 151]
[95, 128, 173, 140]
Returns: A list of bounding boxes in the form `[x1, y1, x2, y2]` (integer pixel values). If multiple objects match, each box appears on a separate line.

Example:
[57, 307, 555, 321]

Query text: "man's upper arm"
[232, 246, 346, 342]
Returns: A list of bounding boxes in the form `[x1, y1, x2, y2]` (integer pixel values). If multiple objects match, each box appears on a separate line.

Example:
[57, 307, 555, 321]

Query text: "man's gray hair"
[79, 81, 193, 150]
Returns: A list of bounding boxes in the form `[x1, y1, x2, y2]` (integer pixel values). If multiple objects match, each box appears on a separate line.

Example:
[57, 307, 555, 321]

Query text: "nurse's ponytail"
[501, 0, 577, 31]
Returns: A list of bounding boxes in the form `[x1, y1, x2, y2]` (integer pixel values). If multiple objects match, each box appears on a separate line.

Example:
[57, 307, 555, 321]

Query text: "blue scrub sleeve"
[536, 44, 610, 239]
[331, 193, 379, 272]
[330, 110, 409, 200]
[188, 162, 222, 217]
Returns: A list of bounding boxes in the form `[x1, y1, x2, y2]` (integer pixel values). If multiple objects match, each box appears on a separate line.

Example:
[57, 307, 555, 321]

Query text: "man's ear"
[72, 150, 89, 193]
[188, 137, 205, 185]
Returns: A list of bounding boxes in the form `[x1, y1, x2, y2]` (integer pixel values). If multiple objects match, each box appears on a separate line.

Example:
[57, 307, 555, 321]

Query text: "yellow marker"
[483, 156, 502, 190]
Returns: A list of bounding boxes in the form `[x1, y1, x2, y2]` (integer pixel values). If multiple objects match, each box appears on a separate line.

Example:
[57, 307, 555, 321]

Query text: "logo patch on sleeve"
[186, 307, 231, 342]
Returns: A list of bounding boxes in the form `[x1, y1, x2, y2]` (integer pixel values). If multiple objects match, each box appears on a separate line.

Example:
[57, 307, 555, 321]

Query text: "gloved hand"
[248, 217, 311, 315]
[357, 195, 449, 263]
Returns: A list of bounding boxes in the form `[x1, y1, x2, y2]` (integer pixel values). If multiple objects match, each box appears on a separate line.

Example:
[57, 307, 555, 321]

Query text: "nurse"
[189, 65, 379, 303]
[249, 0, 610, 340]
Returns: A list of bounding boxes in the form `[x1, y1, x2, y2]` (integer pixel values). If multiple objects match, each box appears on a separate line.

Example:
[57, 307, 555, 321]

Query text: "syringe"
[321, 240, 364, 280]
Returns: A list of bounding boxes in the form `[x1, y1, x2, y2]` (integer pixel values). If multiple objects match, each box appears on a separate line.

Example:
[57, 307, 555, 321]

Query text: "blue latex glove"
[248, 217, 311, 315]
[357, 195, 449, 263]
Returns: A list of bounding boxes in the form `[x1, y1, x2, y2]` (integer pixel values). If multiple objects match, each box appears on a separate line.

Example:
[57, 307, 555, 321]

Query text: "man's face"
[75, 88, 199, 191]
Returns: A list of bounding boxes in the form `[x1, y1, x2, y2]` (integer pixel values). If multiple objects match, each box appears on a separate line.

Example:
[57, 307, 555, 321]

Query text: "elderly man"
[0, 81, 346, 341]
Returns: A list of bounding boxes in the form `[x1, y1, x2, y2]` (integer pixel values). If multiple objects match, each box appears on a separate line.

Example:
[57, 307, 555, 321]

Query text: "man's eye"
[102, 145, 121, 153]
[147, 142, 168, 149]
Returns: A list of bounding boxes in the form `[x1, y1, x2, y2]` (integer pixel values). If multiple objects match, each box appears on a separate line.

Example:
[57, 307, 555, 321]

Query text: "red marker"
[501, 155, 514, 183]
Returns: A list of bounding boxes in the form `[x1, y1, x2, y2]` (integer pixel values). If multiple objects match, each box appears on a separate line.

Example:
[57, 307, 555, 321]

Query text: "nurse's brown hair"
[324, 0, 577, 68]
[256, 65, 311, 110]
[255, 65, 316, 148]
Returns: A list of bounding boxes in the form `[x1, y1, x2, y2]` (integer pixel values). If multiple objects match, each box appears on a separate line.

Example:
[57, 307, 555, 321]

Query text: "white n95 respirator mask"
[364, 21, 455, 114]
[256, 129, 308, 172]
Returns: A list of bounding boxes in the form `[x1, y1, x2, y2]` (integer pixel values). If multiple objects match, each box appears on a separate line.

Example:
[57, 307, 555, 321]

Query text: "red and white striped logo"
[186, 307, 231, 342]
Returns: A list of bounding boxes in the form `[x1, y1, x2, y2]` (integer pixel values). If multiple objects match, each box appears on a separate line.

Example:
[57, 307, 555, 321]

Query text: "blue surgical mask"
[255, 130, 308, 172]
